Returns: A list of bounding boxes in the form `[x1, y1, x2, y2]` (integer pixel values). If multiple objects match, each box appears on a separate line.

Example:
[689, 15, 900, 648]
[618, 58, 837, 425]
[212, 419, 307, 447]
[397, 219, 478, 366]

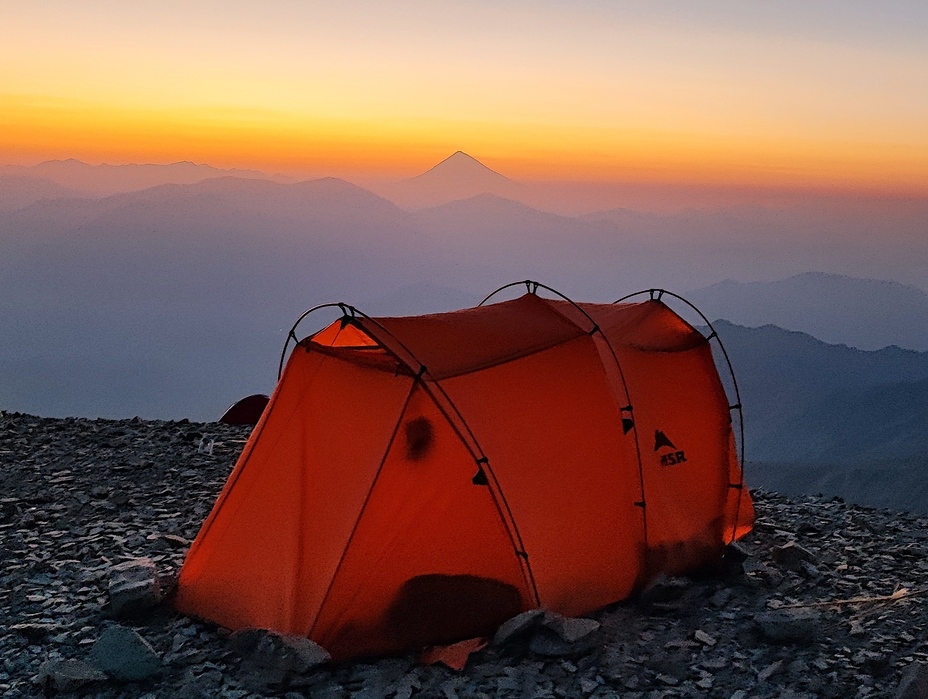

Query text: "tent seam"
[307, 381, 418, 637]
[346, 313, 543, 607]
[540, 296, 651, 552]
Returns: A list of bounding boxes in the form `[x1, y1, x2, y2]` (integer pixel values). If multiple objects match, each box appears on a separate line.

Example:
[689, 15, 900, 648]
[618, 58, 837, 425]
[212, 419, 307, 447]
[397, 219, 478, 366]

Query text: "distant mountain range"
[2, 154, 926, 455]
[689, 273, 928, 351]
[0, 159, 283, 198]
[713, 320, 928, 464]
[0, 175, 84, 210]
[710, 319, 928, 514]
[750, 456, 928, 515]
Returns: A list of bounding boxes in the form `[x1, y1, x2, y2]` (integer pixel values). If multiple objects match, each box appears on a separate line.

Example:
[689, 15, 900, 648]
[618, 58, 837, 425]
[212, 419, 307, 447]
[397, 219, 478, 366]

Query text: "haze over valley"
[2, 152, 928, 511]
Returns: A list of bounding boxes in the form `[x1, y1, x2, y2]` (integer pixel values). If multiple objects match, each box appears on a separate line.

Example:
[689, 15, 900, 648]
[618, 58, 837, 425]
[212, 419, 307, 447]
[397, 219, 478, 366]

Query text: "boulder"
[493, 609, 546, 646]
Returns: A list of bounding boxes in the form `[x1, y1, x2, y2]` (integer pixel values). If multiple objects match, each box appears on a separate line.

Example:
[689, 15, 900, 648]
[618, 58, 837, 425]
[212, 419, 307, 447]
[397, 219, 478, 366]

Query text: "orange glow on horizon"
[3, 2, 928, 200]
[3, 94, 927, 197]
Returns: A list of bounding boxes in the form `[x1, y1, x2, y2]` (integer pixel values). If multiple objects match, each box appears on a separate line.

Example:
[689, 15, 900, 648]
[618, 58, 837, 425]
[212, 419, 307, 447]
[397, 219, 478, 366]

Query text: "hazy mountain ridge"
[750, 455, 928, 515]
[4, 154, 927, 293]
[0, 159, 279, 195]
[0, 175, 87, 211]
[3, 153, 927, 429]
[715, 320, 928, 464]
[690, 272, 928, 351]
[0, 177, 433, 419]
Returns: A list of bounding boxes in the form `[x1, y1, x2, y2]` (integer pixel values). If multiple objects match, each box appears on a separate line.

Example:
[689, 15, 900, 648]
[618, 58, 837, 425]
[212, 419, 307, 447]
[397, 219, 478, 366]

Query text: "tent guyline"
[177, 280, 755, 661]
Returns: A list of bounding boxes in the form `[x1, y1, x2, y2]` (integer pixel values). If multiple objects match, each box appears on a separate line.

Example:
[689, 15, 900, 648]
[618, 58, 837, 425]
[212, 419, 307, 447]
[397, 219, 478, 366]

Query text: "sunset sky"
[2, 0, 928, 192]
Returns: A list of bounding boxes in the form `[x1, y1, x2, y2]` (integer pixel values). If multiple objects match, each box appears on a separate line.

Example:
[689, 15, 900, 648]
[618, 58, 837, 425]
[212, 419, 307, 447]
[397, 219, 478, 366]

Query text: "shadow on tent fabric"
[326, 574, 523, 657]
[385, 574, 523, 649]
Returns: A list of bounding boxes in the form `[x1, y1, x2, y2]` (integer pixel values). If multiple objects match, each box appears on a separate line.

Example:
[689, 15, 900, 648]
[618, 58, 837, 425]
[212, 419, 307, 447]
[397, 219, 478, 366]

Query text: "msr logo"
[660, 451, 687, 466]
[654, 430, 686, 466]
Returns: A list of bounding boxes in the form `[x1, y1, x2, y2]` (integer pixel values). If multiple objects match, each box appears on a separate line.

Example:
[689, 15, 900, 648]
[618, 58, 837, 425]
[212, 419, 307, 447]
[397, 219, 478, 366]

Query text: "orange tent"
[176, 284, 753, 660]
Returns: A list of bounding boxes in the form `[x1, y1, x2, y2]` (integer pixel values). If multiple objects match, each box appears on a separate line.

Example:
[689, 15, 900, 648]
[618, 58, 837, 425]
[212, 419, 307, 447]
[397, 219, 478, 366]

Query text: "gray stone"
[37, 659, 107, 692]
[177, 667, 225, 699]
[542, 612, 601, 642]
[709, 588, 734, 608]
[757, 660, 783, 682]
[108, 557, 161, 617]
[493, 608, 546, 645]
[771, 541, 815, 570]
[88, 624, 161, 681]
[229, 628, 330, 685]
[528, 630, 575, 657]
[10, 622, 59, 644]
[896, 662, 928, 699]
[754, 610, 819, 645]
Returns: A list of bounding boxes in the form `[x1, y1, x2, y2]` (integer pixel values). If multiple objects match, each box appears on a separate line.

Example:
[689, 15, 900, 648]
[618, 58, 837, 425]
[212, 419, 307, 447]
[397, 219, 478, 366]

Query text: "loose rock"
[229, 628, 330, 686]
[542, 612, 600, 643]
[37, 658, 108, 692]
[493, 608, 546, 645]
[896, 662, 928, 699]
[108, 557, 161, 617]
[88, 624, 161, 681]
[754, 610, 820, 645]
[771, 541, 816, 570]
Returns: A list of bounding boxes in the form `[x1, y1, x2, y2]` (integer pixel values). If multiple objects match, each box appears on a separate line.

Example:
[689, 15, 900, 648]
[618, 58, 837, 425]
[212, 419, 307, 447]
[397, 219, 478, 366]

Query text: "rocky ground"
[3, 413, 928, 699]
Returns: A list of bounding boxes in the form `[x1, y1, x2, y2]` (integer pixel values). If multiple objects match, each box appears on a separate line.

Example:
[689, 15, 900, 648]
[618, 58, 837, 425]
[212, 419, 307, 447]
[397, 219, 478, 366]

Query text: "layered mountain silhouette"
[690, 273, 928, 351]
[715, 320, 928, 464]
[0, 159, 281, 197]
[0, 175, 84, 211]
[2, 157, 927, 461]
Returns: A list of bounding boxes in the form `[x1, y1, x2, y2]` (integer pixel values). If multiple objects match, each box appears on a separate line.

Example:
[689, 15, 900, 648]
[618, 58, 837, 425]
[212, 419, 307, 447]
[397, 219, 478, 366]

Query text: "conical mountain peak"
[413, 151, 510, 183]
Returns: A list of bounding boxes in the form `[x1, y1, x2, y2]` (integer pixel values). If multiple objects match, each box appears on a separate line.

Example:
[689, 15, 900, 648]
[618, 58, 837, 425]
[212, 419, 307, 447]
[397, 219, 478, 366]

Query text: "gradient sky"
[2, 0, 928, 191]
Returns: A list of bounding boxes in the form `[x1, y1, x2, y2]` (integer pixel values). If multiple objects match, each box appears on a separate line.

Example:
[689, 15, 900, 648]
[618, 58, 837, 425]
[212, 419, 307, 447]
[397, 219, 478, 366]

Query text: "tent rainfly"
[176, 283, 754, 660]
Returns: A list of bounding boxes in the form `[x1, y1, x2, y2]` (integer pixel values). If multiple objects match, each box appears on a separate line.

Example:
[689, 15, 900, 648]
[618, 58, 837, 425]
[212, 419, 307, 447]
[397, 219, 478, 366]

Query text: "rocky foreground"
[3, 414, 928, 699]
